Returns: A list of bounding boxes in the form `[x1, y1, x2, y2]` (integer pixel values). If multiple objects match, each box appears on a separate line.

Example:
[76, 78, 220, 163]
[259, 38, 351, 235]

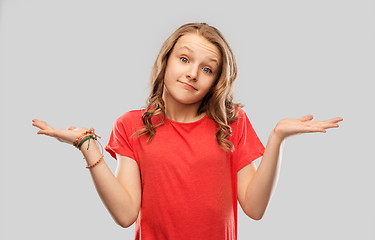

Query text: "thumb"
[300, 114, 314, 121]
[67, 126, 77, 130]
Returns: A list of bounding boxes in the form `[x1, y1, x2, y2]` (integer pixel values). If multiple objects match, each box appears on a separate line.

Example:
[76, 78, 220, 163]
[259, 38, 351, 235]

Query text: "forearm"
[245, 130, 285, 220]
[80, 141, 138, 228]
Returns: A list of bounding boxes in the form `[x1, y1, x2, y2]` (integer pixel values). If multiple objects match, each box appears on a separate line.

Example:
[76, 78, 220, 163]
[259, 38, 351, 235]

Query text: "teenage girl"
[32, 22, 343, 240]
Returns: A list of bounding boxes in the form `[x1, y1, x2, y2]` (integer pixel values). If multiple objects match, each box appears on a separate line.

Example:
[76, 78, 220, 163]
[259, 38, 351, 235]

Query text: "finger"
[32, 119, 46, 127]
[37, 129, 54, 136]
[308, 128, 327, 133]
[300, 114, 314, 122]
[323, 117, 344, 124]
[32, 119, 41, 125]
[327, 123, 340, 129]
[314, 121, 340, 131]
[312, 121, 339, 129]
[32, 120, 44, 129]
[33, 122, 49, 130]
[331, 117, 344, 123]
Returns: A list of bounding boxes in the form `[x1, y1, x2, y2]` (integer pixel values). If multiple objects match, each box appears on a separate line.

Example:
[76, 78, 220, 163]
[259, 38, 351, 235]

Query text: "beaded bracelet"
[73, 128, 105, 169]
[73, 128, 101, 149]
[86, 154, 104, 169]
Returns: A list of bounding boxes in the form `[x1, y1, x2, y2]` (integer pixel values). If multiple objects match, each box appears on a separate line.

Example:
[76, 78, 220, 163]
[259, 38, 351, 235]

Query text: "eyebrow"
[176, 46, 220, 66]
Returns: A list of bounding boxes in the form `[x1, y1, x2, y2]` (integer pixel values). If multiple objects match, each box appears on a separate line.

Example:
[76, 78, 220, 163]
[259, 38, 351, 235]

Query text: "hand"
[32, 119, 88, 145]
[273, 115, 343, 140]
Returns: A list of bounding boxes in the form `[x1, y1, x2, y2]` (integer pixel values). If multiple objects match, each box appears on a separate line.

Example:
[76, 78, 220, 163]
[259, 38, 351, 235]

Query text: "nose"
[186, 64, 199, 81]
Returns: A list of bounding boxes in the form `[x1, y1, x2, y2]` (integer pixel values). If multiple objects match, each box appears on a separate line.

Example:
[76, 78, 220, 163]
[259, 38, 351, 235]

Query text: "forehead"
[173, 33, 221, 63]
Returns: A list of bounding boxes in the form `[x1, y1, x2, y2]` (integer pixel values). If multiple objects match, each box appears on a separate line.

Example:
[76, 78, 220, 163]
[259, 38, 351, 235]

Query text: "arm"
[32, 119, 141, 228]
[238, 114, 343, 220]
[239, 131, 284, 220]
[81, 142, 141, 228]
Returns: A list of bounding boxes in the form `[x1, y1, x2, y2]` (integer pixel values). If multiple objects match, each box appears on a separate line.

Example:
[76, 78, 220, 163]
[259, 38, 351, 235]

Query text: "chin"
[177, 99, 199, 105]
[175, 96, 202, 105]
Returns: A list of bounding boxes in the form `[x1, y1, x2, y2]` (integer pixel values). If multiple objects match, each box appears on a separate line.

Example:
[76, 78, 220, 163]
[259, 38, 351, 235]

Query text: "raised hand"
[32, 119, 88, 145]
[273, 115, 343, 140]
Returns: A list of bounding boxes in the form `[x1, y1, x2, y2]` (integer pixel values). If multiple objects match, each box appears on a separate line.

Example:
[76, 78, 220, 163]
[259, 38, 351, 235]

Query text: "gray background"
[1, 0, 374, 239]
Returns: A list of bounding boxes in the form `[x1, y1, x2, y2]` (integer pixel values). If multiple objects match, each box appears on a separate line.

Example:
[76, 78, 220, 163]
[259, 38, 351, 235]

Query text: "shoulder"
[113, 109, 146, 133]
[116, 109, 145, 123]
[230, 107, 248, 126]
[229, 107, 256, 139]
[235, 107, 246, 117]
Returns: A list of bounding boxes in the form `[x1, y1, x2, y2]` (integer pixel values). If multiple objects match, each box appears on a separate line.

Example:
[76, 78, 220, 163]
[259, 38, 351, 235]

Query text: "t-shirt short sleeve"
[231, 109, 265, 172]
[105, 112, 137, 161]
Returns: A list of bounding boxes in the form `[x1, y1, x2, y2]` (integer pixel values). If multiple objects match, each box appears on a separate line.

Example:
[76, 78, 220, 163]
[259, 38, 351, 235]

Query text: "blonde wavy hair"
[136, 22, 243, 152]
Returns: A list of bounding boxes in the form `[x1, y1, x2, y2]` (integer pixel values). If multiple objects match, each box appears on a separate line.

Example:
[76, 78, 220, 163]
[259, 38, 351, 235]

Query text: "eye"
[180, 57, 189, 63]
[202, 67, 212, 73]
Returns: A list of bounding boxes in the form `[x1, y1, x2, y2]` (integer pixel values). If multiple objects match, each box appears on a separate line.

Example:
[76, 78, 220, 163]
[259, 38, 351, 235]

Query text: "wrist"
[71, 127, 104, 169]
[73, 128, 102, 151]
[72, 128, 104, 160]
[271, 128, 286, 143]
[77, 135, 95, 150]
[80, 141, 104, 169]
[80, 138, 100, 153]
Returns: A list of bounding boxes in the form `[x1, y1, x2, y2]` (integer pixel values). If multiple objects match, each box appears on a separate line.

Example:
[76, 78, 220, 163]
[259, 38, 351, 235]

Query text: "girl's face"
[163, 33, 221, 106]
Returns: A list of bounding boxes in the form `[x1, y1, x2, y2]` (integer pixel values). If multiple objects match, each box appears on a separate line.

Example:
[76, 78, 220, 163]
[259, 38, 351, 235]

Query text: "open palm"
[274, 115, 343, 139]
[32, 119, 88, 145]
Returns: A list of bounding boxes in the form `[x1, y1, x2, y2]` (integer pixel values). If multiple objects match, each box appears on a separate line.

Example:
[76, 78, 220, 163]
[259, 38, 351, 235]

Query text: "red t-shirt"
[105, 108, 265, 240]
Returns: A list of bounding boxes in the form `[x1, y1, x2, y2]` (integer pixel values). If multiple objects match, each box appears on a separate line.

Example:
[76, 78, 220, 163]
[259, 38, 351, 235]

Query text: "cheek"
[164, 68, 174, 85]
[202, 77, 217, 91]
[164, 62, 180, 81]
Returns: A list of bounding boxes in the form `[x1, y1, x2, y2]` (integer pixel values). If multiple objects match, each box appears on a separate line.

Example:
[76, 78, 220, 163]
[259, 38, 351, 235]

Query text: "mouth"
[178, 80, 197, 91]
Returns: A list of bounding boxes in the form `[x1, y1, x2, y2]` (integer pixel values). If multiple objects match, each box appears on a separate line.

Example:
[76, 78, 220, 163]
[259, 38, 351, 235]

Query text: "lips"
[178, 80, 197, 91]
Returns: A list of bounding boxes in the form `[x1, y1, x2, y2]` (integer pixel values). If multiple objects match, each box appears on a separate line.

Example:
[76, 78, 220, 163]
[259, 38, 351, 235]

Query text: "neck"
[162, 91, 205, 123]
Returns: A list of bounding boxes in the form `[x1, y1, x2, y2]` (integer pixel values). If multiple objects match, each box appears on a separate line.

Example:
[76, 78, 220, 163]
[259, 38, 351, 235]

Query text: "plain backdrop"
[1, 0, 374, 239]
